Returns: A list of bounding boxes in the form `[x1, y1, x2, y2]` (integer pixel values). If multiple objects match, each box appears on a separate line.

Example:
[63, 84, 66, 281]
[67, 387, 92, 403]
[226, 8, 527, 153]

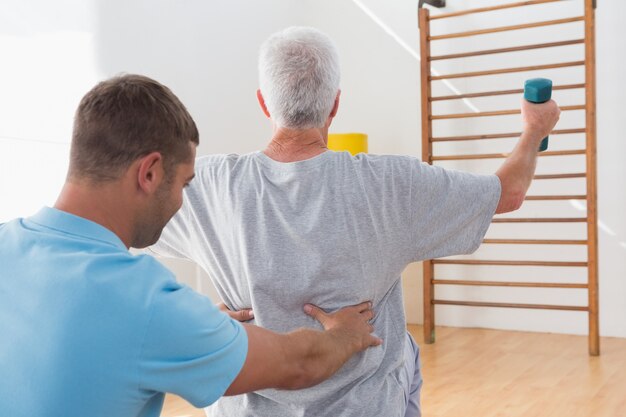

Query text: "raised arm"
[225, 301, 381, 395]
[495, 99, 561, 214]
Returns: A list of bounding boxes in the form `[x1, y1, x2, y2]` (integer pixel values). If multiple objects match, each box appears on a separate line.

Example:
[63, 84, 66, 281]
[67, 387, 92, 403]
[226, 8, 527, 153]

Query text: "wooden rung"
[534, 173, 586, 180]
[430, 61, 584, 81]
[482, 239, 587, 245]
[432, 149, 585, 161]
[430, 84, 585, 102]
[429, 0, 563, 20]
[431, 128, 585, 142]
[429, 16, 585, 41]
[431, 105, 584, 120]
[430, 39, 585, 61]
[432, 259, 588, 267]
[432, 279, 588, 289]
[432, 299, 589, 311]
[525, 194, 586, 200]
[433, 109, 521, 119]
[491, 217, 587, 223]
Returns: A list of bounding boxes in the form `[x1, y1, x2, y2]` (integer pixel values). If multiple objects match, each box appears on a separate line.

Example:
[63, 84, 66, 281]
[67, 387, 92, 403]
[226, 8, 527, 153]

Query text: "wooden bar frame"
[432, 279, 588, 288]
[430, 61, 585, 81]
[430, 0, 563, 20]
[432, 149, 585, 161]
[429, 16, 584, 41]
[431, 105, 584, 120]
[430, 39, 584, 61]
[584, 0, 600, 356]
[491, 217, 587, 223]
[419, 9, 436, 344]
[533, 173, 586, 180]
[482, 239, 587, 245]
[432, 260, 588, 267]
[524, 195, 586, 201]
[432, 300, 588, 311]
[432, 128, 585, 142]
[417, 0, 599, 355]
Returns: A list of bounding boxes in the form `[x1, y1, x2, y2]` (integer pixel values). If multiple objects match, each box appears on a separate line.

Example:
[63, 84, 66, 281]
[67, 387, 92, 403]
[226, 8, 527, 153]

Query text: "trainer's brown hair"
[69, 74, 199, 182]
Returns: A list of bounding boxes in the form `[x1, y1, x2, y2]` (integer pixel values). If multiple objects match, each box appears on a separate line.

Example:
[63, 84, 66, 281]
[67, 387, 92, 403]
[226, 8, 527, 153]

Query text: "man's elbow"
[495, 190, 526, 214]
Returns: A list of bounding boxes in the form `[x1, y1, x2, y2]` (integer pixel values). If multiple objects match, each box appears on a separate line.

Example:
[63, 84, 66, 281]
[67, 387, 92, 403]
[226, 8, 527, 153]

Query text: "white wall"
[1, 0, 624, 338]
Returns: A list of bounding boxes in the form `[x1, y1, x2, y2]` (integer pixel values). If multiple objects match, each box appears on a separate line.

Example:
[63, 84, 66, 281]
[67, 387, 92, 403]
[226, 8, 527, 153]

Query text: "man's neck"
[263, 126, 329, 163]
[54, 179, 134, 249]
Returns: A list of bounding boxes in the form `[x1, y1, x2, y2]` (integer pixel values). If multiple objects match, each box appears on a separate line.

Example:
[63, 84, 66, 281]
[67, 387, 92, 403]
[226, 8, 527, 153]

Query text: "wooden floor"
[161, 325, 626, 417]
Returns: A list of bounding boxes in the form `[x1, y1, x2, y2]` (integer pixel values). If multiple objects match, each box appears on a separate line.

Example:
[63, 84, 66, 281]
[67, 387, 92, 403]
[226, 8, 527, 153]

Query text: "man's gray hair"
[259, 26, 340, 130]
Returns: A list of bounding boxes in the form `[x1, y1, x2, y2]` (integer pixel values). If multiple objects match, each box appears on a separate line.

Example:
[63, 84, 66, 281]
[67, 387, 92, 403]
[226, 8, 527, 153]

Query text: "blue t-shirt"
[0, 207, 248, 417]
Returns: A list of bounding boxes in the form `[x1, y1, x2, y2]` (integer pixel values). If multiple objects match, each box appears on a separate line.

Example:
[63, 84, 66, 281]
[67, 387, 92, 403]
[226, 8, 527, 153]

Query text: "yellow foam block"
[328, 133, 368, 155]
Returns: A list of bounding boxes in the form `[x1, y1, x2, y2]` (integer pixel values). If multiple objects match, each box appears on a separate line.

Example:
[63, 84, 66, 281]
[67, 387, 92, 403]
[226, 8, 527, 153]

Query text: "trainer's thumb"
[304, 304, 328, 326]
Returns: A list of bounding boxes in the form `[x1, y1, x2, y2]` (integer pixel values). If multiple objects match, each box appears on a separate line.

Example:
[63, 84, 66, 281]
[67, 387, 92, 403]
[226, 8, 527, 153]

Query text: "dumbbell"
[523, 78, 553, 152]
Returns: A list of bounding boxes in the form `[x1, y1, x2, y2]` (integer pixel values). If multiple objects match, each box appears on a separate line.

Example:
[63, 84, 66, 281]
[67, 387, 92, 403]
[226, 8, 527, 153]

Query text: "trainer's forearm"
[494, 132, 540, 214]
[279, 328, 357, 390]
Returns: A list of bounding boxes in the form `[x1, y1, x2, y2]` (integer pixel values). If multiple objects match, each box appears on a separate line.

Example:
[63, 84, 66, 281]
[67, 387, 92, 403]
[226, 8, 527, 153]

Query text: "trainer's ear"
[257, 89, 271, 118]
[137, 151, 164, 194]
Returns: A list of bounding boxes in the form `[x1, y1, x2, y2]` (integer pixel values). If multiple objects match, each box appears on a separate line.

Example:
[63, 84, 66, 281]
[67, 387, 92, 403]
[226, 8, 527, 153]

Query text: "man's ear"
[136, 152, 164, 194]
[257, 89, 271, 118]
[329, 90, 341, 118]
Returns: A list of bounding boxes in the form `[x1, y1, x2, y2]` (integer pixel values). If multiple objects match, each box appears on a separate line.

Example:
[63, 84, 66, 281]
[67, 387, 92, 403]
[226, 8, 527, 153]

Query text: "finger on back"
[304, 304, 327, 322]
[354, 301, 373, 313]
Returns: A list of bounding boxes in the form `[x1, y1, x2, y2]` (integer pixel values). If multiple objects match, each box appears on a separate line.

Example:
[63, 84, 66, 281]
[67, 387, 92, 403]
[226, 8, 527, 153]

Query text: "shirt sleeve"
[407, 160, 501, 261]
[138, 280, 248, 407]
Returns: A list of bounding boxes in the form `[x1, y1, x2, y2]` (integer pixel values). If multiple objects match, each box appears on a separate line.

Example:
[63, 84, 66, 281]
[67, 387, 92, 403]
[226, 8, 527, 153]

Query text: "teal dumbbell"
[523, 78, 552, 152]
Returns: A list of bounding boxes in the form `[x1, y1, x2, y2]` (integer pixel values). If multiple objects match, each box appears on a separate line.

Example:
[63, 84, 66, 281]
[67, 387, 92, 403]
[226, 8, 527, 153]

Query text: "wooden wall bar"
[418, 0, 599, 355]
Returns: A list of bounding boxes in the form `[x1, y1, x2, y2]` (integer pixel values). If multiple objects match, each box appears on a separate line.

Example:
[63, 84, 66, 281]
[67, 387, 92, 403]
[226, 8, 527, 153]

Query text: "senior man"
[151, 27, 560, 417]
[0, 74, 381, 417]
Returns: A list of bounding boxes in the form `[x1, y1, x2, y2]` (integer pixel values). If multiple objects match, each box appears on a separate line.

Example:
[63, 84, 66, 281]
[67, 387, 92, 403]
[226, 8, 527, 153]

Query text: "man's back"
[154, 150, 500, 416]
[0, 207, 247, 417]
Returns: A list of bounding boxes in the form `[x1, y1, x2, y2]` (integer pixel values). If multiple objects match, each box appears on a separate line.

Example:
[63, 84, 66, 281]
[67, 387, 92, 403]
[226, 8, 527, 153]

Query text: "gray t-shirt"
[152, 150, 501, 417]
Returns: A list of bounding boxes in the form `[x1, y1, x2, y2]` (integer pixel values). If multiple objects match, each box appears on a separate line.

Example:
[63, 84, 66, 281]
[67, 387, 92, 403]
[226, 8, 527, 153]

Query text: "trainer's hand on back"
[521, 98, 561, 144]
[218, 302, 254, 322]
[304, 301, 383, 352]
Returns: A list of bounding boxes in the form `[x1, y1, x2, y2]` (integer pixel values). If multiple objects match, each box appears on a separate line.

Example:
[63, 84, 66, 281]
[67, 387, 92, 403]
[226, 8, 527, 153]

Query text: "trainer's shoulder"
[0, 217, 32, 241]
[102, 251, 178, 294]
[0, 220, 10, 232]
[129, 252, 176, 281]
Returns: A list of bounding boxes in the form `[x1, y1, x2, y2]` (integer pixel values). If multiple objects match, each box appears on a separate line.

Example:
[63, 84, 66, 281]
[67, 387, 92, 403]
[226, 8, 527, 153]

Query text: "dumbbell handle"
[524, 78, 552, 152]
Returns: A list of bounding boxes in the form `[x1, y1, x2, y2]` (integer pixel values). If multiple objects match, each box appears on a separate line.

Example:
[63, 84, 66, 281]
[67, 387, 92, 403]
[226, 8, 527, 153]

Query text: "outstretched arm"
[225, 301, 381, 395]
[495, 99, 561, 214]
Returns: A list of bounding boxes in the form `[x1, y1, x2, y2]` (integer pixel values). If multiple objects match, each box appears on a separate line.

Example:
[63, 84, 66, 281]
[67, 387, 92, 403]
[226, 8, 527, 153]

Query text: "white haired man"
[151, 27, 560, 417]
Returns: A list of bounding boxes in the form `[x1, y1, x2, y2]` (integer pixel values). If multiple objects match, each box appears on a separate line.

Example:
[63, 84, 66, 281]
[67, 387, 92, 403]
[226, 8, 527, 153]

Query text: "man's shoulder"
[350, 153, 419, 165]
[195, 152, 257, 171]
[342, 153, 422, 177]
